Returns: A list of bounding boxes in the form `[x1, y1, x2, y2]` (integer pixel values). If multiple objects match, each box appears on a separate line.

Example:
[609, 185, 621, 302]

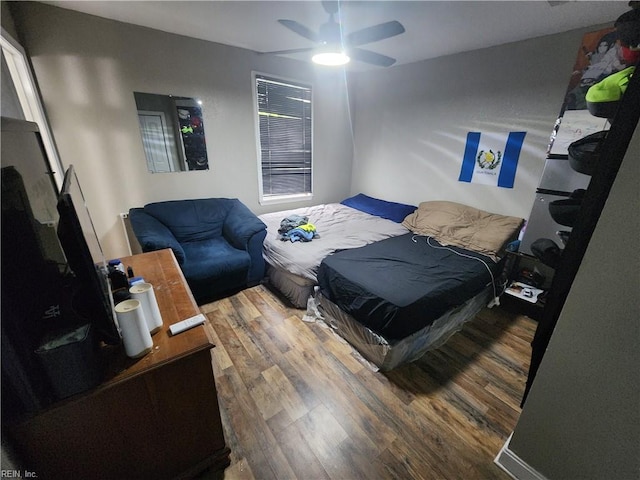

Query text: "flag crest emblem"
[477, 149, 502, 170]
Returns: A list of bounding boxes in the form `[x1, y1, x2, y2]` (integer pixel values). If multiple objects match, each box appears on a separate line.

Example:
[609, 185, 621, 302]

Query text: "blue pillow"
[340, 193, 416, 223]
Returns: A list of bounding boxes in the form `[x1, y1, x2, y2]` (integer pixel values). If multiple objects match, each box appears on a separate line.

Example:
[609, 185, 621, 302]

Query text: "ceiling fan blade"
[258, 47, 314, 56]
[278, 19, 319, 43]
[349, 47, 397, 67]
[347, 20, 405, 47]
[321, 1, 339, 15]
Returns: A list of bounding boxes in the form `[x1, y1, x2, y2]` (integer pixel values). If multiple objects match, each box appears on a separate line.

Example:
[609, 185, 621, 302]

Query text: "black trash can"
[35, 323, 102, 400]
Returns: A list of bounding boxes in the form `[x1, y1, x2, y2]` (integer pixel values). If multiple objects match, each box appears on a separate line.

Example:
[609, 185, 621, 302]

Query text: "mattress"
[259, 203, 408, 306]
[317, 233, 503, 341]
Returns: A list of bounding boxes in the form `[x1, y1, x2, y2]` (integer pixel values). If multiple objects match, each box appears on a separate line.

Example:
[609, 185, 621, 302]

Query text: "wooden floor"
[198, 284, 536, 480]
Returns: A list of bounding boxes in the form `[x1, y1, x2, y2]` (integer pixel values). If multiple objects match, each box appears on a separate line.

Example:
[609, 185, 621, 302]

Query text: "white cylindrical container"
[129, 282, 163, 335]
[114, 299, 153, 358]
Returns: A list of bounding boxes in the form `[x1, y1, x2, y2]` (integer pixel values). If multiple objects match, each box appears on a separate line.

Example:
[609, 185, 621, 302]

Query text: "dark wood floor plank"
[272, 418, 332, 480]
[282, 333, 398, 458]
[261, 364, 309, 422]
[384, 363, 508, 476]
[246, 319, 323, 414]
[215, 358, 298, 479]
[355, 365, 496, 478]
[201, 285, 535, 480]
[211, 367, 279, 480]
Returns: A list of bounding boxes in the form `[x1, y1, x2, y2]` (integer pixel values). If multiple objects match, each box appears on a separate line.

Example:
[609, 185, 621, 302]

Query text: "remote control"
[169, 313, 206, 336]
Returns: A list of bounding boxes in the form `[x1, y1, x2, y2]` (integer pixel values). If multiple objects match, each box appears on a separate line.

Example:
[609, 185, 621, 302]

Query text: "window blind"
[256, 75, 312, 197]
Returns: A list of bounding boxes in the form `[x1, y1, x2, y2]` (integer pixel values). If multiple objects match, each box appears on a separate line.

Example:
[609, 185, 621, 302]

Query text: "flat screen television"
[2, 117, 68, 416]
[56, 165, 120, 345]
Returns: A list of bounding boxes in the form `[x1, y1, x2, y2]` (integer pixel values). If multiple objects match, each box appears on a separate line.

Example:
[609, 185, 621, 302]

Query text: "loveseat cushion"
[144, 198, 235, 243]
[180, 237, 250, 282]
[129, 208, 186, 263]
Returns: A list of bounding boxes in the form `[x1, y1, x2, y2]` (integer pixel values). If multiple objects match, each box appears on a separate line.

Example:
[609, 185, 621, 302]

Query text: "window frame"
[252, 71, 313, 206]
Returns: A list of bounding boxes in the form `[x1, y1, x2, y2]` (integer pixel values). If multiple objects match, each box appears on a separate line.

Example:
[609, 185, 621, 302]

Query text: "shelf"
[505, 281, 544, 304]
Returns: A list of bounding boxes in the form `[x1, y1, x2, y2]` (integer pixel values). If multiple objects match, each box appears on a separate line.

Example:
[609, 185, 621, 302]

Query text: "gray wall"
[8, 2, 354, 258]
[348, 26, 608, 220]
[509, 124, 639, 478]
[1, 0, 18, 39]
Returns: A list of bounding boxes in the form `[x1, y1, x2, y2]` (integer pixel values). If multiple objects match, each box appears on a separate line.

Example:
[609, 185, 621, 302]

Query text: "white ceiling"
[42, 1, 630, 70]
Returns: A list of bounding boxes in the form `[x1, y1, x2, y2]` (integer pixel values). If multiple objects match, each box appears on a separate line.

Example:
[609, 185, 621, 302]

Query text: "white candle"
[129, 282, 163, 334]
[115, 299, 153, 358]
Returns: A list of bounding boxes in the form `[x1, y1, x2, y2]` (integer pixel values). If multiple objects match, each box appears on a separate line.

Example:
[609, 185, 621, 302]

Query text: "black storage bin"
[35, 323, 102, 400]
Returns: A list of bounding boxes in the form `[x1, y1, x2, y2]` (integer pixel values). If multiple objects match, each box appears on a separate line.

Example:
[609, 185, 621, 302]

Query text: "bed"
[259, 194, 415, 307]
[316, 201, 524, 370]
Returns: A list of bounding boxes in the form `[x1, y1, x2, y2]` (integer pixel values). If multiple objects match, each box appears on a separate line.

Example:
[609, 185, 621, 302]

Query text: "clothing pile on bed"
[277, 214, 319, 242]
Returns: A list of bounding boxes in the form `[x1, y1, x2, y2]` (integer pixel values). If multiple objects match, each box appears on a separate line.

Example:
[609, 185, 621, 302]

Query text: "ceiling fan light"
[312, 51, 350, 66]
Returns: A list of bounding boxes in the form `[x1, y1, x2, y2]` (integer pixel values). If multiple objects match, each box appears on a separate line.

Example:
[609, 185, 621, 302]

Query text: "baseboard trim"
[494, 433, 548, 480]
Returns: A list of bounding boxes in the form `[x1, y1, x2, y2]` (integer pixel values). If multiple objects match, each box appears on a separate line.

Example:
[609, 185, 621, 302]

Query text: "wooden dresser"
[9, 249, 230, 479]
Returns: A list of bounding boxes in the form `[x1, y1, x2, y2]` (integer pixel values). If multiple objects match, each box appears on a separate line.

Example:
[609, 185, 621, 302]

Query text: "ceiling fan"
[259, 1, 405, 67]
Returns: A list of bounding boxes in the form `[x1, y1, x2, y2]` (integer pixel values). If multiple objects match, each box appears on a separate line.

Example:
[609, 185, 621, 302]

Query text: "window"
[255, 74, 312, 203]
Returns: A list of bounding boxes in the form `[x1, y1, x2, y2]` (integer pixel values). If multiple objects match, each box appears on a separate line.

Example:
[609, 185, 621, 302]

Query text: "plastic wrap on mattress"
[316, 286, 493, 371]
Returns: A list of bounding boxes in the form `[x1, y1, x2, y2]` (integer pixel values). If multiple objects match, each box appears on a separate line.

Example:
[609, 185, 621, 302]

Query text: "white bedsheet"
[260, 203, 408, 281]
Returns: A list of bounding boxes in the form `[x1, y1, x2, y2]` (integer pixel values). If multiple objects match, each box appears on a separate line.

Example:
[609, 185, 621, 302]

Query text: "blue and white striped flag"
[459, 131, 526, 188]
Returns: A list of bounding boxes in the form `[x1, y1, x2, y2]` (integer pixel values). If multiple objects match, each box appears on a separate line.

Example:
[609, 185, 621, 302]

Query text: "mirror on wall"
[134, 92, 209, 172]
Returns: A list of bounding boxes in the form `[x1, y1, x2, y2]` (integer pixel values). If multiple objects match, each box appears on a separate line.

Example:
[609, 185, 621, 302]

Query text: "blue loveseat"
[129, 198, 267, 304]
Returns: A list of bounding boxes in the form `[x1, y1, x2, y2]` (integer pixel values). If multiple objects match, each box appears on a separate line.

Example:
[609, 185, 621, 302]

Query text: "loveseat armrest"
[129, 208, 186, 264]
[222, 201, 267, 250]
[223, 201, 267, 286]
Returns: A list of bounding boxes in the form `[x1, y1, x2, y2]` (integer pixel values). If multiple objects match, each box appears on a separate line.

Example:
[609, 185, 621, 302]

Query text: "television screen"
[56, 165, 120, 345]
[1, 118, 68, 415]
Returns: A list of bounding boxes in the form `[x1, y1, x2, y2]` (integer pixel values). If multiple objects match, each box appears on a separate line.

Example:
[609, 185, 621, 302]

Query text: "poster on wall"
[177, 105, 209, 170]
[562, 26, 624, 112]
[549, 109, 609, 156]
[458, 131, 526, 189]
[548, 26, 627, 156]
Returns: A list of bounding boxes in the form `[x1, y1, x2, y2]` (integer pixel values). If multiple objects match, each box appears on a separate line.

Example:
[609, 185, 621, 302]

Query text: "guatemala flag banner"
[458, 131, 526, 188]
